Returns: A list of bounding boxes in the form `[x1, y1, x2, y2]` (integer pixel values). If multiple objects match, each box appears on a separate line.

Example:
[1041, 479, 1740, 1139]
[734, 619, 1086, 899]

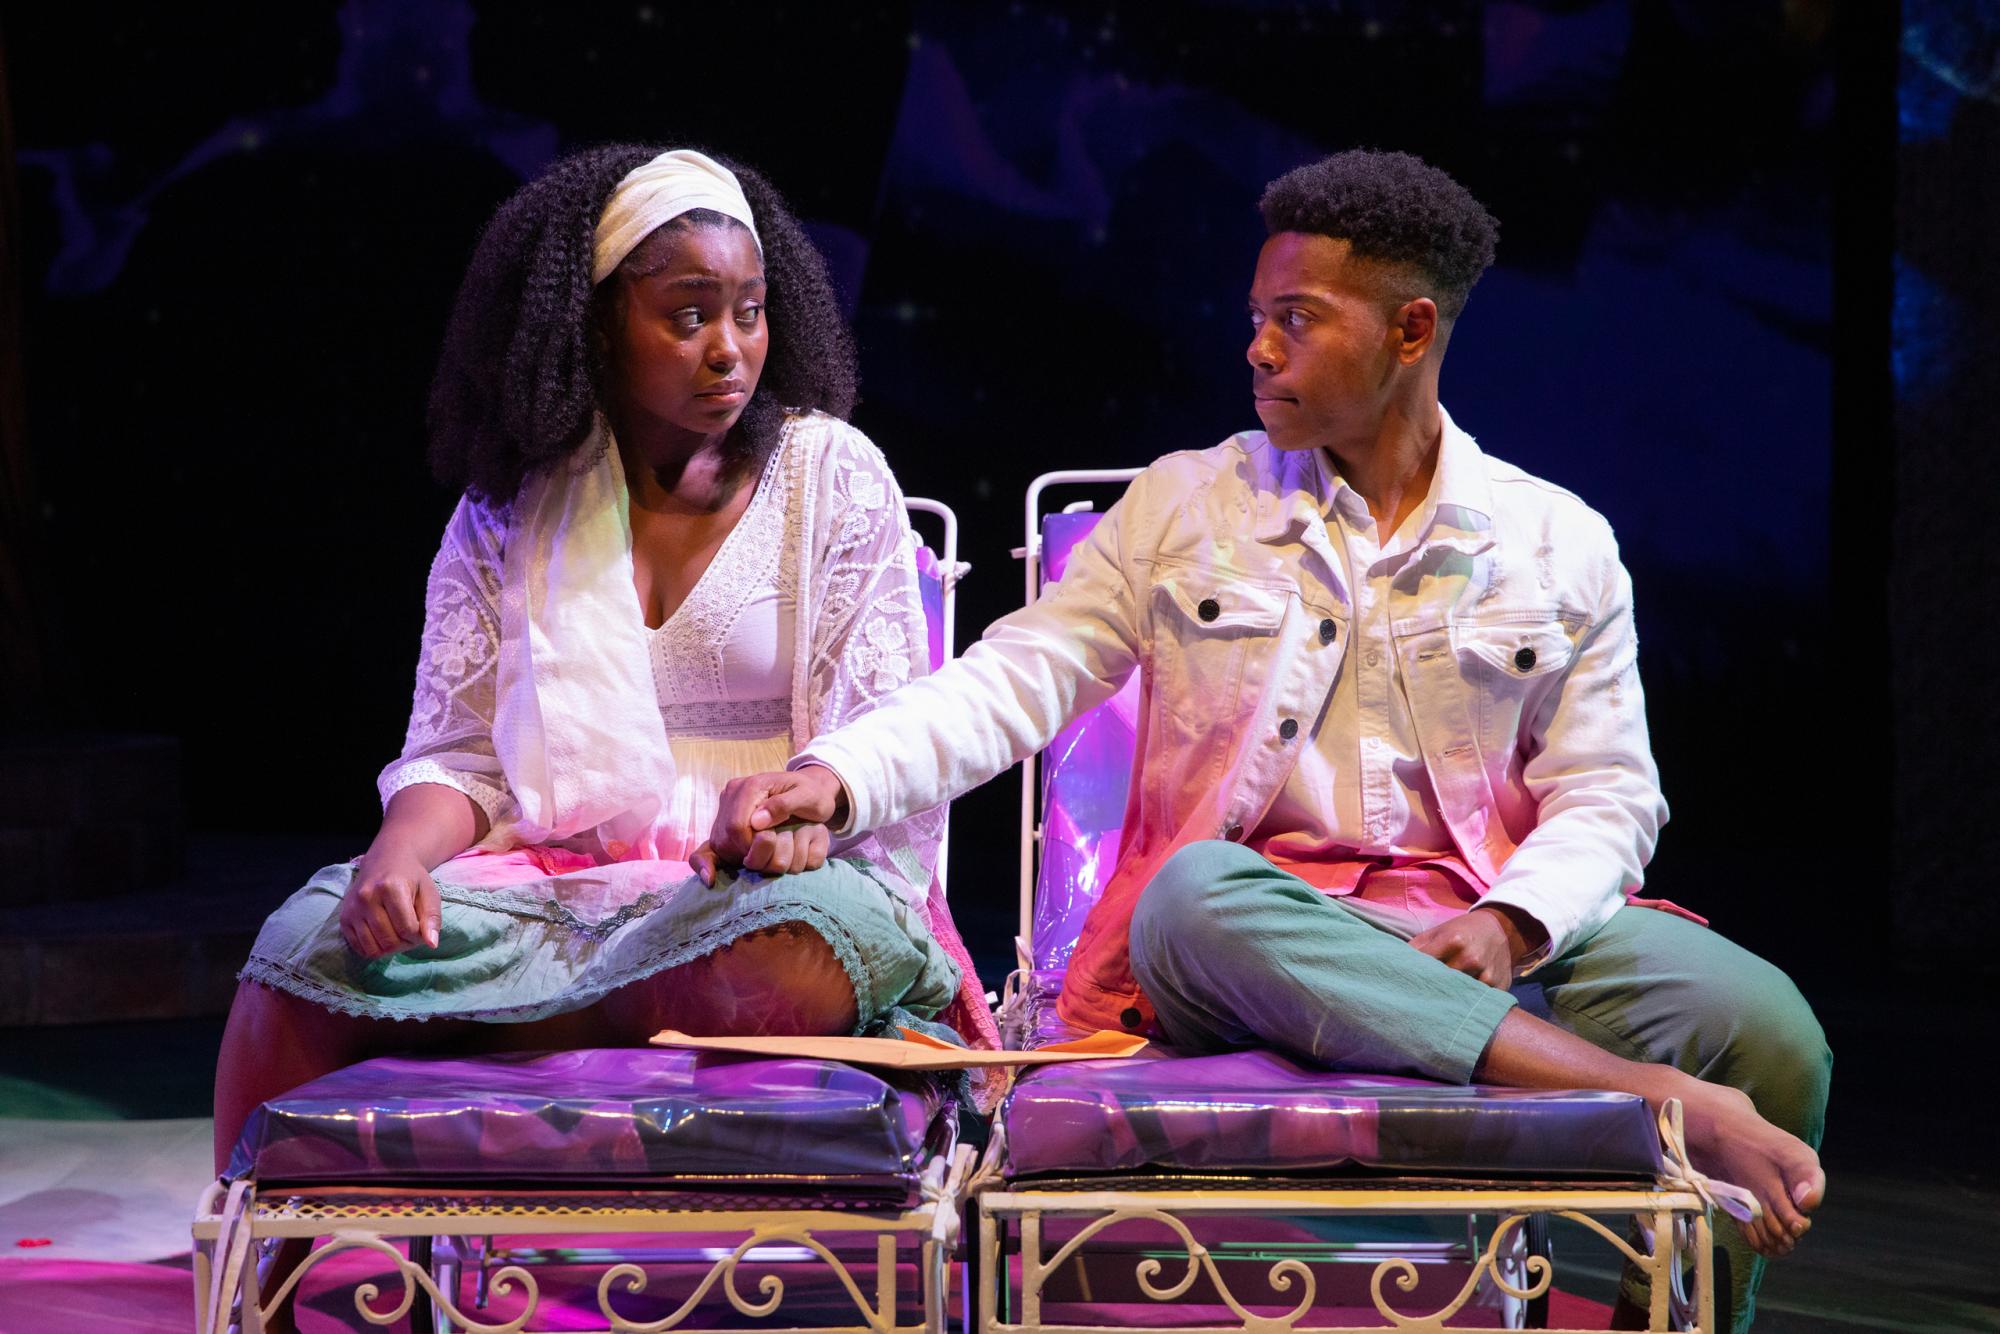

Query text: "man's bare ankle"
[1619, 1061, 1690, 1111]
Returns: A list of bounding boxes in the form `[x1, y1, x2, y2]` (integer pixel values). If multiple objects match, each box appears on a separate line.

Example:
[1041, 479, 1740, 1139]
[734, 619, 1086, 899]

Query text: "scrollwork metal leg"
[241, 1237, 268, 1334]
[982, 1198, 1716, 1333]
[979, 1204, 1003, 1333]
[1020, 1211, 1043, 1331]
[1698, 1212, 1718, 1334]
[192, 1243, 214, 1333]
[875, 1233, 897, 1332]
[593, 1226, 921, 1334]
[244, 1233, 538, 1334]
[1649, 1209, 1673, 1330]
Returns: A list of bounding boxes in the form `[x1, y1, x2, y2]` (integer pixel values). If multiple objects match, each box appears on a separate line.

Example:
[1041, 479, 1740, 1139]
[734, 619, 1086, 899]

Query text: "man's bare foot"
[1664, 1072, 1824, 1257]
[1466, 1008, 1823, 1259]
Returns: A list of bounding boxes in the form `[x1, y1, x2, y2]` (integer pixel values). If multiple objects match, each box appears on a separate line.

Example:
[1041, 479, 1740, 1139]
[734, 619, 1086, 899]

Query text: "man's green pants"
[1127, 840, 1832, 1333]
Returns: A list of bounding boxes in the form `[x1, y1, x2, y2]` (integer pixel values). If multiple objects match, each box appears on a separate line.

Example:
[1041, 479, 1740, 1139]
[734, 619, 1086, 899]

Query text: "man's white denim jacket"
[800, 408, 1670, 1032]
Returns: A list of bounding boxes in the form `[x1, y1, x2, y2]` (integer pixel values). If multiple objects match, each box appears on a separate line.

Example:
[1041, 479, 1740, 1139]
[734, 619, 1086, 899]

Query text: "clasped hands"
[690, 764, 847, 887]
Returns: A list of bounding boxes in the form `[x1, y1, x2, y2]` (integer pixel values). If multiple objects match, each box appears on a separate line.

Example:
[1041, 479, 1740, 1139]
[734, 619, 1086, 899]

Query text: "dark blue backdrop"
[9, 1, 1875, 979]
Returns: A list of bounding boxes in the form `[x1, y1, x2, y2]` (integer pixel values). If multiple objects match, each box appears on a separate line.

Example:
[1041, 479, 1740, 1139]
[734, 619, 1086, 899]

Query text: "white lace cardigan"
[376, 411, 945, 908]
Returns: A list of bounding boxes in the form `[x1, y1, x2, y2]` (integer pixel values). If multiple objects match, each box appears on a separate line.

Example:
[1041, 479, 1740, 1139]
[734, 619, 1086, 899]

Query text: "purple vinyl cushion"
[229, 1048, 948, 1188]
[1001, 1051, 1662, 1179]
[999, 974, 1661, 1180]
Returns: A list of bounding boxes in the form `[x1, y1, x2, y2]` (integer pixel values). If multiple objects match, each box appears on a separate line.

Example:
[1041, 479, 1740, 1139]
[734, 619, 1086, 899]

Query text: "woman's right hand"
[340, 849, 442, 958]
[703, 765, 846, 883]
[342, 783, 485, 956]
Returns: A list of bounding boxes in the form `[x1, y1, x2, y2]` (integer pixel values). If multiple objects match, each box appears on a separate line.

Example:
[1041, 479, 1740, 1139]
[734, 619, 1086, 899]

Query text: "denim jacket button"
[1278, 718, 1298, 740]
[1120, 1007, 1144, 1029]
[1197, 597, 1220, 623]
[1225, 822, 1245, 842]
[1514, 646, 1537, 671]
[1319, 618, 1337, 643]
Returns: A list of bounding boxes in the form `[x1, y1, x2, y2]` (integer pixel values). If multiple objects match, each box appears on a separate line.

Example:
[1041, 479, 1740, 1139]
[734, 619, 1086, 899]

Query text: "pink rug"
[0, 1250, 1614, 1331]
[0, 1244, 933, 1333]
[0, 1259, 195, 1334]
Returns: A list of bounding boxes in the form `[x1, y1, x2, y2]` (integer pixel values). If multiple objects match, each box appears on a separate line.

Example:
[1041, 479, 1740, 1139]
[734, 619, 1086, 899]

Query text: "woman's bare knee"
[716, 924, 858, 1033]
[602, 923, 858, 1040]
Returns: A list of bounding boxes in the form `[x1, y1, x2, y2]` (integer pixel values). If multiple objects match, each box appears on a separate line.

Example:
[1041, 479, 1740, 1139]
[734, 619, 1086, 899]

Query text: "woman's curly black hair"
[1259, 150, 1498, 321]
[428, 143, 858, 503]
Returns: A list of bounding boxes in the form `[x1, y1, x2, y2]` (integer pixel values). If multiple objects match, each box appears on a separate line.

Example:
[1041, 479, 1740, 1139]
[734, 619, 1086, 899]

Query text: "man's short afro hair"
[1259, 150, 1498, 320]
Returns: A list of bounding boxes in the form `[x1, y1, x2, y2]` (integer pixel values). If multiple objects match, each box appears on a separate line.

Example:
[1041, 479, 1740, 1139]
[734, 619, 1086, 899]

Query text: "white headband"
[591, 149, 762, 285]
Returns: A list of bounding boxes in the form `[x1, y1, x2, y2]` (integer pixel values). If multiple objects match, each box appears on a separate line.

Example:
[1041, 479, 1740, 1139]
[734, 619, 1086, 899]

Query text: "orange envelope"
[650, 1026, 1146, 1069]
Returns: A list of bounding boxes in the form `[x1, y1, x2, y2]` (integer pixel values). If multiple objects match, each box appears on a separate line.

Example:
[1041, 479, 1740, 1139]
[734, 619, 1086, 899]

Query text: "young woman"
[212, 145, 994, 1171]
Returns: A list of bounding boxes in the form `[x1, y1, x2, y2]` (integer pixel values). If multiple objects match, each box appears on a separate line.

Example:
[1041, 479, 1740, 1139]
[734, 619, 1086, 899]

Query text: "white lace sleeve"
[807, 424, 943, 895]
[376, 496, 517, 829]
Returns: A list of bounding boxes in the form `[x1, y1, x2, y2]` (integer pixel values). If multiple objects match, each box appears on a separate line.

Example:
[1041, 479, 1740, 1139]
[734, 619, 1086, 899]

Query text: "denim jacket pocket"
[1154, 576, 1291, 635]
[1448, 613, 1581, 758]
[1147, 575, 1291, 743]
[1450, 617, 1577, 680]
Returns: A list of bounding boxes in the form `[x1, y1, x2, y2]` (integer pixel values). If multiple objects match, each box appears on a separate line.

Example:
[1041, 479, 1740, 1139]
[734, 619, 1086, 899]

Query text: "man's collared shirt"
[1253, 432, 1476, 870]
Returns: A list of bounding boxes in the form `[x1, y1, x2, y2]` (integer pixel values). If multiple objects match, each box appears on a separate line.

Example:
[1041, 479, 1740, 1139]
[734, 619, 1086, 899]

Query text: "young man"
[704, 150, 1827, 1330]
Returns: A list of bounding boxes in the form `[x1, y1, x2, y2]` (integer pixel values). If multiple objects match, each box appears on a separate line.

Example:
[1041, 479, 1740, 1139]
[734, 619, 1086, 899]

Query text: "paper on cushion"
[894, 1027, 1146, 1060]
[650, 1027, 1145, 1069]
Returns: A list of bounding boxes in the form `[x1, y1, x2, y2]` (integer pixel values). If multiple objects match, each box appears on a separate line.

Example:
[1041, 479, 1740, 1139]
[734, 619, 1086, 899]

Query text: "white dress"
[244, 413, 996, 1051]
[647, 436, 797, 861]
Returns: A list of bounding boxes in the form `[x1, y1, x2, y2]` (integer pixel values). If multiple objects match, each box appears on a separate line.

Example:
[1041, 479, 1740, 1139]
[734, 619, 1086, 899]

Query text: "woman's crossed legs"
[212, 921, 855, 1175]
